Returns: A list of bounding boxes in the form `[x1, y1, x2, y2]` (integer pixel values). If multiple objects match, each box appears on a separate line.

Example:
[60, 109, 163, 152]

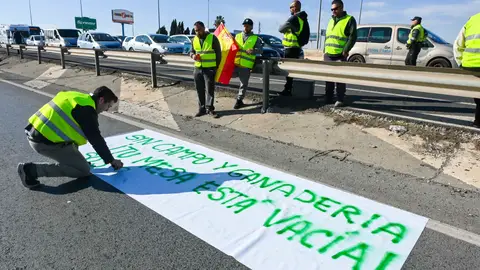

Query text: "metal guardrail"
[2, 44, 480, 114]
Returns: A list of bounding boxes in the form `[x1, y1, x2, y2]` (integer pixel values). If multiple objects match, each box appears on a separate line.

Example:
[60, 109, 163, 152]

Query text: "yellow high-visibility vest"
[28, 91, 96, 146]
[282, 17, 304, 48]
[235, 33, 258, 69]
[463, 12, 480, 68]
[408, 24, 426, 45]
[192, 33, 217, 68]
[324, 15, 352, 55]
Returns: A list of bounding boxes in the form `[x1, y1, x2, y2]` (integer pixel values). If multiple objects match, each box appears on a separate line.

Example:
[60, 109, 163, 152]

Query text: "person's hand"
[193, 54, 201, 61]
[246, 49, 254, 55]
[110, 159, 123, 170]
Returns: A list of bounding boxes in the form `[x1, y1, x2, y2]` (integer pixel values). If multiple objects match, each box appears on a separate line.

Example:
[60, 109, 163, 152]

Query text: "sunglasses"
[331, 7, 339, 11]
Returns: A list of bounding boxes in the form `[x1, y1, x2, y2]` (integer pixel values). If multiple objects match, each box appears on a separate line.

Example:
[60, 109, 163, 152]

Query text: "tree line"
[156, 16, 226, 36]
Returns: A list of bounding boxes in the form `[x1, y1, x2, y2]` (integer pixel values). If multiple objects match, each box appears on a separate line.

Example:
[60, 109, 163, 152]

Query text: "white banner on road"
[80, 129, 428, 270]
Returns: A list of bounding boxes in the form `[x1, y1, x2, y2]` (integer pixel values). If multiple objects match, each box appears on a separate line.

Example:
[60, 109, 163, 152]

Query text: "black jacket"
[25, 95, 115, 164]
[278, 11, 309, 34]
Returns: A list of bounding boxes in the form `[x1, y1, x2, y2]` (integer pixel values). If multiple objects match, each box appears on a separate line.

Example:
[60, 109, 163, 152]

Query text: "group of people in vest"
[15, 2, 480, 190]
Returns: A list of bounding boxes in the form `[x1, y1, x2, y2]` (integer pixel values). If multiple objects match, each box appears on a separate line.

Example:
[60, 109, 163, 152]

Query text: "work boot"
[207, 109, 220, 118]
[17, 163, 41, 189]
[195, 109, 206, 117]
[234, 99, 244, 109]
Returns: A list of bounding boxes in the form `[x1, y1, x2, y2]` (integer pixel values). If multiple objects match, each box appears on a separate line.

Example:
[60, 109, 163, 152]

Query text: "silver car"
[348, 24, 457, 68]
[26, 35, 45, 46]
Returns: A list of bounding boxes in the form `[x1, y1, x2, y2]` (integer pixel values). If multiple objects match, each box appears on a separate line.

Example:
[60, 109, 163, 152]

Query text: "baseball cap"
[242, 18, 254, 26]
[411, 16, 422, 22]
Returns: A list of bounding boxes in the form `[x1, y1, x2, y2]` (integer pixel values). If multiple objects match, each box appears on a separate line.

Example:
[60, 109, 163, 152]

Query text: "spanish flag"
[214, 23, 239, 84]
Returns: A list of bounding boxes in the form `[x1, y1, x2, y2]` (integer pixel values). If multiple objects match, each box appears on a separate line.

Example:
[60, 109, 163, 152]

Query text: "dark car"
[257, 34, 304, 59]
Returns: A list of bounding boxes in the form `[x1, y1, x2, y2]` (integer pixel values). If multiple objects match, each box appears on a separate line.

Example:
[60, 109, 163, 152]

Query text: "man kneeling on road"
[232, 18, 263, 109]
[17, 86, 124, 189]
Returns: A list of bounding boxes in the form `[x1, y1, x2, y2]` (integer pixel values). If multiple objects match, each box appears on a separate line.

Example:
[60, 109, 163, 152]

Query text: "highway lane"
[3, 48, 479, 128]
[1, 79, 479, 269]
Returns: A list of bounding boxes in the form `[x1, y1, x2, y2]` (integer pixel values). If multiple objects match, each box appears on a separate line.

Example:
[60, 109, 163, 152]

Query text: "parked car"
[257, 34, 304, 59]
[122, 36, 134, 50]
[43, 28, 81, 47]
[168, 34, 194, 54]
[348, 24, 457, 68]
[77, 32, 122, 50]
[126, 34, 184, 54]
[26, 35, 45, 46]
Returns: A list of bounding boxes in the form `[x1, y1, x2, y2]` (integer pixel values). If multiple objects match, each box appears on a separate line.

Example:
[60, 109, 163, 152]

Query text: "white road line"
[24, 66, 67, 89]
[347, 107, 480, 132]
[1, 77, 480, 248]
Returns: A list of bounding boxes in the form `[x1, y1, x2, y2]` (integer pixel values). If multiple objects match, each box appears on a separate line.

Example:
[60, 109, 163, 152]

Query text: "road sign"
[112, 9, 134, 24]
[75, 17, 97, 30]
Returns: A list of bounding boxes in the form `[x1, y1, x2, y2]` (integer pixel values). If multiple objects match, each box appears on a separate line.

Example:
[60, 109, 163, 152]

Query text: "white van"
[348, 24, 457, 68]
[43, 28, 81, 47]
[0, 24, 30, 45]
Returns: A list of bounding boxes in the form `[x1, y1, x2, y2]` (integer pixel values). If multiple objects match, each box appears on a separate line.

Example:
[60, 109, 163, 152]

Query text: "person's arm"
[343, 17, 357, 54]
[71, 106, 115, 165]
[453, 26, 466, 67]
[407, 29, 419, 45]
[212, 35, 222, 68]
[252, 36, 263, 54]
[279, 15, 299, 33]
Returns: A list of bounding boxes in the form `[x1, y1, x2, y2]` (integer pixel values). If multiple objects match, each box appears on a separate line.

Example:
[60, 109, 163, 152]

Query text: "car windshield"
[92, 33, 116, 42]
[260, 35, 283, 45]
[58, 29, 80, 38]
[425, 29, 449, 44]
[150, 35, 169, 43]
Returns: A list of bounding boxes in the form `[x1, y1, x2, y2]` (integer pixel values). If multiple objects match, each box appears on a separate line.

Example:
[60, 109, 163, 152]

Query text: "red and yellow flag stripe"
[213, 23, 239, 84]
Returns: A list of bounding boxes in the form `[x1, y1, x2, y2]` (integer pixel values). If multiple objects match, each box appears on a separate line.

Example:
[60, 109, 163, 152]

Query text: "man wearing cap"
[232, 18, 263, 109]
[405, 16, 426, 66]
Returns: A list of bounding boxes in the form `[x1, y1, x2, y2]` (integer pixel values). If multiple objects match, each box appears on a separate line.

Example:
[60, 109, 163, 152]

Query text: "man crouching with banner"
[189, 21, 222, 118]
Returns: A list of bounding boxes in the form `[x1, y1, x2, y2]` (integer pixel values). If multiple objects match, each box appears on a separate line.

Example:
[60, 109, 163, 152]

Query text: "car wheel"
[129, 47, 134, 51]
[153, 48, 159, 53]
[427, 58, 451, 68]
[348, 54, 365, 63]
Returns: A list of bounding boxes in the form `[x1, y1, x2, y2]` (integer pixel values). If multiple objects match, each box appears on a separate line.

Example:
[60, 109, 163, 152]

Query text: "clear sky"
[1, 0, 479, 43]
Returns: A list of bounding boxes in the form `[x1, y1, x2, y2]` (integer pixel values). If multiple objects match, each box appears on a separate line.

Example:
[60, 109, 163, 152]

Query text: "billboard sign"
[112, 9, 134, 24]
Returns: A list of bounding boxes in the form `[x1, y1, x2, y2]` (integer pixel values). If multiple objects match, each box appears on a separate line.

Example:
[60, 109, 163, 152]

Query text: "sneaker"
[207, 110, 220, 118]
[334, 101, 345, 108]
[234, 99, 244, 109]
[17, 163, 41, 189]
[195, 110, 206, 117]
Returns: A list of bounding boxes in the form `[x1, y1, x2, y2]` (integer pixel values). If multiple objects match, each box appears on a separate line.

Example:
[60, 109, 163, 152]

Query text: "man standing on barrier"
[454, 12, 480, 128]
[17, 86, 124, 189]
[232, 18, 263, 109]
[405, 16, 426, 66]
[190, 21, 222, 118]
[324, 0, 357, 107]
[278, 0, 310, 96]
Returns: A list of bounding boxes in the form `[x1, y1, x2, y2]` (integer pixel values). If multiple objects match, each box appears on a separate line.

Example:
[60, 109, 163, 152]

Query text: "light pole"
[80, 0, 83, 17]
[29, 0, 33, 25]
[157, 0, 161, 31]
[358, 0, 364, 25]
[316, 0, 323, 49]
[207, 0, 210, 28]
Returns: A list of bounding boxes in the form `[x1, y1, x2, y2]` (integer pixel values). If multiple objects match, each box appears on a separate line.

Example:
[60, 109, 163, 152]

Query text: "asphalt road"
[5, 48, 478, 128]
[1, 79, 479, 269]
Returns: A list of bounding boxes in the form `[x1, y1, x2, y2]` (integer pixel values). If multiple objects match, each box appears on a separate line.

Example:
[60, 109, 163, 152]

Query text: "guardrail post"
[19, 45, 24, 59]
[6, 44, 10, 56]
[37, 46, 42, 64]
[60, 47, 66, 69]
[261, 60, 271, 114]
[94, 49, 101, 76]
[150, 52, 158, 88]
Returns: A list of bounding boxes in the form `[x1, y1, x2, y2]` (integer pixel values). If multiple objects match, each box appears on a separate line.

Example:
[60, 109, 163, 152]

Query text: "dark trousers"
[283, 47, 302, 91]
[324, 54, 347, 102]
[405, 45, 421, 66]
[194, 68, 216, 111]
[475, 98, 480, 125]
